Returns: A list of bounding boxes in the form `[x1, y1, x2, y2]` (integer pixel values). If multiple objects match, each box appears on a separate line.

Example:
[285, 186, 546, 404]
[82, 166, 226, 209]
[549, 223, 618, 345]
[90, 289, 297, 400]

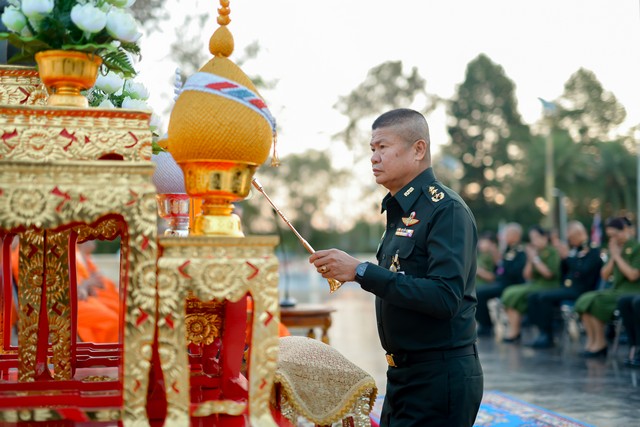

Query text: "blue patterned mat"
[370, 391, 595, 427]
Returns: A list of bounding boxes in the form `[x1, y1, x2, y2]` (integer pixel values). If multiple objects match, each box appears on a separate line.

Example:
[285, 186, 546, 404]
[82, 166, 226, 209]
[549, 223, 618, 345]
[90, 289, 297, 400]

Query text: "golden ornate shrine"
[0, 2, 377, 426]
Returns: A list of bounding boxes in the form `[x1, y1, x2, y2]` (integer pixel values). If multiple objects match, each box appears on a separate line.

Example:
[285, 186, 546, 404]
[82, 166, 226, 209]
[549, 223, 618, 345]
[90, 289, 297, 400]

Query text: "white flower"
[106, 9, 141, 43]
[126, 80, 149, 100]
[122, 96, 150, 111]
[1, 6, 27, 33]
[98, 99, 115, 108]
[71, 4, 107, 34]
[21, 0, 54, 19]
[95, 71, 124, 94]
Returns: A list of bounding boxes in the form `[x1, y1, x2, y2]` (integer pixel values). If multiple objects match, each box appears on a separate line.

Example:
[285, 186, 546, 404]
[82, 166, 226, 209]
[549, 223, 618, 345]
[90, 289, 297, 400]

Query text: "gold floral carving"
[185, 298, 224, 346]
[157, 235, 280, 427]
[0, 105, 152, 162]
[191, 400, 247, 417]
[0, 66, 47, 107]
[0, 160, 158, 426]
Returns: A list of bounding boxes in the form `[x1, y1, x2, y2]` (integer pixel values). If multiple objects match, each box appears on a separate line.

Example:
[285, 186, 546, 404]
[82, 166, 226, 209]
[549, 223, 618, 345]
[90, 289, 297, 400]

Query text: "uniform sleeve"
[359, 201, 475, 319]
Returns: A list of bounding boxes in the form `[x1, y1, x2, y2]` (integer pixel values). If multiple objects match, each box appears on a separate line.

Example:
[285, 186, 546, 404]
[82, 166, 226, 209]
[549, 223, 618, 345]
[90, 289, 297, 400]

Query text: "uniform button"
[382, 254, 386, 260]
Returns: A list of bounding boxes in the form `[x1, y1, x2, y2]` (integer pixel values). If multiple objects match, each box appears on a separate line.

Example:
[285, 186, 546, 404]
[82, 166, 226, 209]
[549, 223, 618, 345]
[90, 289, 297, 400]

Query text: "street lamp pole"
[539, 98, 557, 231]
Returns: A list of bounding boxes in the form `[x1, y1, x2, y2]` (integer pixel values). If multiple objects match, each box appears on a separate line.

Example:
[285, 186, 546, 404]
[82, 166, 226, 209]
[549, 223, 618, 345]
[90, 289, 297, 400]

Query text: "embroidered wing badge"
[402, 211, 420, 227]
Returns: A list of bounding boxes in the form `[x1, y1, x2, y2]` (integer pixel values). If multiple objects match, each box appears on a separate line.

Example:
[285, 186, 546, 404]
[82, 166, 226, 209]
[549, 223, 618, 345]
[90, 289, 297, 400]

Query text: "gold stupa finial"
[210, 0, 234, 58]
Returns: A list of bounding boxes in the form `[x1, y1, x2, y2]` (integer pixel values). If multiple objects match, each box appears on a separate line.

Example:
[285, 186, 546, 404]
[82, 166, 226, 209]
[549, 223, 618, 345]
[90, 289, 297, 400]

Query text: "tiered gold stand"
[0, 67, 159, 424]
[157, 236, 280, 426]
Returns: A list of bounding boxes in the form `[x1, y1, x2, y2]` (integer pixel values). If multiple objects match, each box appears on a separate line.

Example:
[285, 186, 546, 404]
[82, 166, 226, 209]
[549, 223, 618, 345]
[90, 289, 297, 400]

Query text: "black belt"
[386, 344, 477, 368]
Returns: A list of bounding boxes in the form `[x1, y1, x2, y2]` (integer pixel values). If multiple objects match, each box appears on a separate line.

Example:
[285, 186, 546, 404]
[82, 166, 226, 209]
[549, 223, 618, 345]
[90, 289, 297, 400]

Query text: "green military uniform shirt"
[358, 168, 478, 353]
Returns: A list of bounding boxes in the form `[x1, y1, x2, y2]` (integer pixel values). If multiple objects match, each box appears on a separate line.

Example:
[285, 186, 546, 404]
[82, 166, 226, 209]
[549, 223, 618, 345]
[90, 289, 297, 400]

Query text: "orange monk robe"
[77, 251, 120, 315]
[75, 254, 119, 343]
[11, 245, 118, 342]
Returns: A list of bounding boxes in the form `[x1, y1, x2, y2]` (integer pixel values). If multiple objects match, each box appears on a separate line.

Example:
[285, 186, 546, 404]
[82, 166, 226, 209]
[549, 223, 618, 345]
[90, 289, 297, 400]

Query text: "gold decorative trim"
[276, 375, 376, 426]
[0, 105, 152, 162]
[157, 235, 279, 426]
[0, 65, 46, 107]
[0, 160, 157, 425]
[191, 400, 247, 417]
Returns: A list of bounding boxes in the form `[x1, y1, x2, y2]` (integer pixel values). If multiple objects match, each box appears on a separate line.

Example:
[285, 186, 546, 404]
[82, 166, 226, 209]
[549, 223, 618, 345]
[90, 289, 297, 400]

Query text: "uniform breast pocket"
[396, 239, 416, 260]
[389, 238, 417, 274]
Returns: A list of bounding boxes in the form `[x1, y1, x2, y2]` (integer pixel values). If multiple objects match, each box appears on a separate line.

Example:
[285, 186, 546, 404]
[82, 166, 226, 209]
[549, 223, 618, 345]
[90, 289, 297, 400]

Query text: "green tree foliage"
[334, 60, 435, 151]
[131, 0, 169, 31]
[555, 68, 626, 143]
[443, 54, 531, 232]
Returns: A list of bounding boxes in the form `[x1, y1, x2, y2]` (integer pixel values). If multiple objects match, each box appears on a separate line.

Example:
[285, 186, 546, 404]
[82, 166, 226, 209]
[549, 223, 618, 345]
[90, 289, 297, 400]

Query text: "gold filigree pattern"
[0, 66, 46, 107]
[0, 408, 121, 422]
[0, 160, 157, 425]
[45, 230, 72, 380]
[16, 229, 45, 382]
[0, 106, 152, 162]
[157, 235, 280, 426]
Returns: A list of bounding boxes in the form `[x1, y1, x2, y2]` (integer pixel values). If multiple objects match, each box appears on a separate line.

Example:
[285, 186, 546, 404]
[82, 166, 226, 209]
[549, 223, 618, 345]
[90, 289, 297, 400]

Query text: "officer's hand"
[309, 249, 361, 282]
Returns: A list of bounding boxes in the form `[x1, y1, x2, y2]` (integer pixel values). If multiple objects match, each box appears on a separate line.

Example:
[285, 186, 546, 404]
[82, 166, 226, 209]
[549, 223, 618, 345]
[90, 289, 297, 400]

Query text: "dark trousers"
[380, 351, 483, 427]
[476, 284, 505, 328]
[527, 288, 580, 336]
[618, 294, 640, 347]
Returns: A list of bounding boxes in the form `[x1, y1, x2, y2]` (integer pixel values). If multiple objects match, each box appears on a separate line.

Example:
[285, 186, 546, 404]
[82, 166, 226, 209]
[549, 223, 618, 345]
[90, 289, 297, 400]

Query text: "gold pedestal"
[180, 160, 257, 237]
[157, 235, 280, 426]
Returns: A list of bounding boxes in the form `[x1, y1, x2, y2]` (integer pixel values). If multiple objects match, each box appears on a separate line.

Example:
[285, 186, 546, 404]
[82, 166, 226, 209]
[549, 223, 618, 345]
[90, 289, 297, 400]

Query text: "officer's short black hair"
[372, 108, 430, 145]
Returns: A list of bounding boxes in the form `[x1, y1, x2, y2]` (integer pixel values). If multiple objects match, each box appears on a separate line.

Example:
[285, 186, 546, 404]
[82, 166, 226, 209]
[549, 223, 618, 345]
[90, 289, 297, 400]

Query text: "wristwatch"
[354, 262, 369, 283]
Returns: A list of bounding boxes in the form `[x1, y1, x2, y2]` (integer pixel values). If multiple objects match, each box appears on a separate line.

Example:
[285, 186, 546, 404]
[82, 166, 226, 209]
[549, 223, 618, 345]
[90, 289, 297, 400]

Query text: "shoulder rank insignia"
[402, 211, 420, 226]
[428, 185, 445, 203]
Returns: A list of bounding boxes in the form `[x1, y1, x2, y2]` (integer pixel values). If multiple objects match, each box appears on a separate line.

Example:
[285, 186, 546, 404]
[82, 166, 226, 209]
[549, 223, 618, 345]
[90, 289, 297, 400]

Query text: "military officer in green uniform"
[500, 226, 561, 342]
[475, 223, 527, 336]
[310, 108, 483, 427]
[525, 221, 602, 348]
[575, 217, 640, 357]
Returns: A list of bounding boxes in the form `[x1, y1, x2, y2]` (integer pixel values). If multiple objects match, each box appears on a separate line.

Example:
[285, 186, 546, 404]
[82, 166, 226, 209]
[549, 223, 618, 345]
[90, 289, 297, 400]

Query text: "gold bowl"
[35, 50, 102, 108]
[180, 160, 257, 237]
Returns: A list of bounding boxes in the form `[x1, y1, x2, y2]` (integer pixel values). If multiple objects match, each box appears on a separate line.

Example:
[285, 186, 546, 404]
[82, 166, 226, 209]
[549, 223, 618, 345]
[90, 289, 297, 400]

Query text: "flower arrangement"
[86, 70, 165, 152]
[0, 0, 142, 77]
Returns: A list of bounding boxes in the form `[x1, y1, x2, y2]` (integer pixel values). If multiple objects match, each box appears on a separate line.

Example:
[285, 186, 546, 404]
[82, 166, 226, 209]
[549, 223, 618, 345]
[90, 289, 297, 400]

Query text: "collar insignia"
[428, 185, 445, 203]
[402, 211, 420, 226]
[403, 187, 414, 197]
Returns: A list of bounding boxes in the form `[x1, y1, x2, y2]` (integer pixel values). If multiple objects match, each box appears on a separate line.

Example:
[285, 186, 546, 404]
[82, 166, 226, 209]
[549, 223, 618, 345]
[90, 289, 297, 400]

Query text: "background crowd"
[475, 216, 640, 367]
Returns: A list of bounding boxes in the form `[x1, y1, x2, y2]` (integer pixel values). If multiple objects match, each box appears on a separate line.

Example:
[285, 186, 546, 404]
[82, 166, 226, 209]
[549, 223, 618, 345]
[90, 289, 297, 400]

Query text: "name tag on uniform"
[395, 227, 414, 237]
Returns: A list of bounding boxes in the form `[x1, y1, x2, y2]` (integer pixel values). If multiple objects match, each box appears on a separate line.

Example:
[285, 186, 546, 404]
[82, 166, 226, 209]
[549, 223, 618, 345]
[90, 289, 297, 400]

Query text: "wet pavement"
[285, 273, 640, 427]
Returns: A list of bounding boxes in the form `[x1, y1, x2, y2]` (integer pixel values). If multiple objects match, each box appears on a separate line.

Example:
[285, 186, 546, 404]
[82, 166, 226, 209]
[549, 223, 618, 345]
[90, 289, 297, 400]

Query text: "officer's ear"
[413, 139, 428, 161]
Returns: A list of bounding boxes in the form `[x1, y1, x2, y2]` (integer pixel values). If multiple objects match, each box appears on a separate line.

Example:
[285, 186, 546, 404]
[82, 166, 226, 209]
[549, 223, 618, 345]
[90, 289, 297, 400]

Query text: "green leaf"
[152, 141, 166, 155]
[102, 50, 137, 78]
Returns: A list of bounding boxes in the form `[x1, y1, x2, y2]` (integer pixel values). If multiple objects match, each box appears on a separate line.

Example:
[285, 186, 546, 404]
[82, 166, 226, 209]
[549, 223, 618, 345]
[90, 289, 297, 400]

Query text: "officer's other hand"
[309, 249, 361, 283]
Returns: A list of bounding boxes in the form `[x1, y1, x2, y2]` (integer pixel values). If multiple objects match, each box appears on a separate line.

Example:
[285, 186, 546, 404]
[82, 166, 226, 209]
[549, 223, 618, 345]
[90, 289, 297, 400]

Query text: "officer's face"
[370, 126, 419, 194]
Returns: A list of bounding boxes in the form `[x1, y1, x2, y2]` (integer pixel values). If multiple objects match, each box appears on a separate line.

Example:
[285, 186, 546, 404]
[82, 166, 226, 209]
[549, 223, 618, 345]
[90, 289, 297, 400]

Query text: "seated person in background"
[476, 223, 526, 336]
[10, 239, 119, 343]
[76, 241, 119, 343]
[476, 231, 499, 288]
[501, 226, 561, 343]
[525, 221, 602, 348]
[617, 294, 640, 367]
[575, 217, 640, 357]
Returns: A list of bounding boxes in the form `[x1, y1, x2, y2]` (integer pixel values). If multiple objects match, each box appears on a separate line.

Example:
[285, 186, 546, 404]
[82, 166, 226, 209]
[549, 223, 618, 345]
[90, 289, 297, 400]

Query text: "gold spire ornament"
[166, 0, 278, 236]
